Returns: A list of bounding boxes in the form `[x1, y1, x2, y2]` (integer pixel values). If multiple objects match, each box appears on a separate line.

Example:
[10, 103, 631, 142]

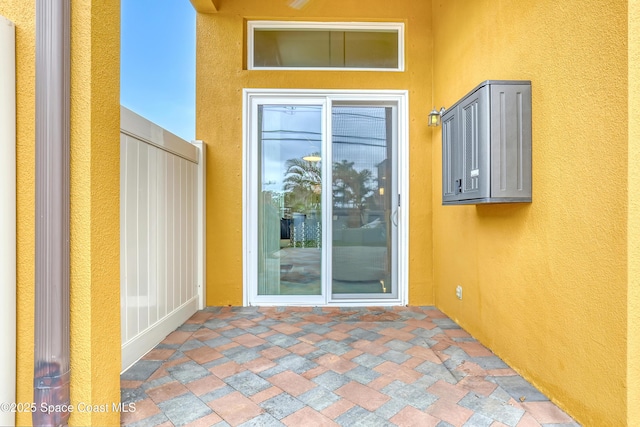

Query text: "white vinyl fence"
[120, 106, 206, 372]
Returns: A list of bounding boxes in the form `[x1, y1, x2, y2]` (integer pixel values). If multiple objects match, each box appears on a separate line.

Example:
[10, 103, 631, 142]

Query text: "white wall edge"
[242, 90, 250, 307]
[0, 14, 16, 427]
[193, 140, 207, 309]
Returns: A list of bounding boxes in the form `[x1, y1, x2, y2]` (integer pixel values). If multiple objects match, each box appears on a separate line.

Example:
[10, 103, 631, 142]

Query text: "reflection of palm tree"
[283, 156, 375, 226]
[283, 154, 321, 213]
[333, 160, 354, 207]
[333, 160, 374, 226]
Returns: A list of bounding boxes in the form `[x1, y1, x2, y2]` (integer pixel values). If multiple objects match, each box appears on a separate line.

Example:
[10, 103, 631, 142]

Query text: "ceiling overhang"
[189, 0, 219, 13]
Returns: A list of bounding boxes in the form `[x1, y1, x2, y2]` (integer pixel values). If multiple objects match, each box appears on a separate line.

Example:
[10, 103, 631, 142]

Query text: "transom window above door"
[247, 21, 404, 71]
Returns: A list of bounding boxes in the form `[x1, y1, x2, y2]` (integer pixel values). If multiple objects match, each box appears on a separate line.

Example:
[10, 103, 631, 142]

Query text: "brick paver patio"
[121, 306, 580, 427]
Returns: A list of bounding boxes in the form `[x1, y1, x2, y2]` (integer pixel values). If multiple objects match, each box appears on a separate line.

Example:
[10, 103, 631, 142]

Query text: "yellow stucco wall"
[0, 1, 121, 425]
[195, 0, 434, 306]
[629, 1, 639, 425]
[0, 3, 36, 426]
[431, 0, 628, 425]
[69, 2, 121, 426]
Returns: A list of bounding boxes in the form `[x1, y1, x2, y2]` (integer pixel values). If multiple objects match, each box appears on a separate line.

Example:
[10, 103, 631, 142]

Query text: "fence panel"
[120, 106, 204, 372]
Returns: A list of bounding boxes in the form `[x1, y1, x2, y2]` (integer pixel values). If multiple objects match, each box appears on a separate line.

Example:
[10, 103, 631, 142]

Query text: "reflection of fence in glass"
[290, 214, 321, 248]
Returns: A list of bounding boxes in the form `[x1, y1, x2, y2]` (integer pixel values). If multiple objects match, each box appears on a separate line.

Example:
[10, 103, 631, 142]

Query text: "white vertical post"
[0, 14, 16, 427]
[193, 141, 207, 309]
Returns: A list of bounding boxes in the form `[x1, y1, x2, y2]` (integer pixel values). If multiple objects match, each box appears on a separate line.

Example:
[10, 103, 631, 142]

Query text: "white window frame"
[242, 89, 410, 306]
[247, 21, 405, 72]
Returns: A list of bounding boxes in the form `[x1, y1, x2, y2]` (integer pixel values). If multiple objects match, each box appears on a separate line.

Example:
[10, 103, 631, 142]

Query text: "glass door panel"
[330, 105, 397, 299]
[249, 94, 402, 305]
[257, 104, 324, 296]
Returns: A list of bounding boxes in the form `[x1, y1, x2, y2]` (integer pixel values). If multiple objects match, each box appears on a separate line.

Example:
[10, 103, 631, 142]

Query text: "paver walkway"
[120, 306, 580, 427]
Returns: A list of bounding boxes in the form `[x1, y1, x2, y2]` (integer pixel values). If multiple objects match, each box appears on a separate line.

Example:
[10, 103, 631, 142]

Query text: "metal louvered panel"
[463, 100, 479, 193]
[442, 113, 457, 201]
[442, 80, 531, 205]
[489, 83, 532, 200]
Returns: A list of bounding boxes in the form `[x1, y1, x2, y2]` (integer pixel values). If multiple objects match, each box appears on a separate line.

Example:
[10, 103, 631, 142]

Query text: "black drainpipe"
[33, 1, 70, 426]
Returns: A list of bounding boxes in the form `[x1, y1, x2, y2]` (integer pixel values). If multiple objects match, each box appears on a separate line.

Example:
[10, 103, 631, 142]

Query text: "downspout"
[33, 1, 70, 426]
[0, 14, 16, 427]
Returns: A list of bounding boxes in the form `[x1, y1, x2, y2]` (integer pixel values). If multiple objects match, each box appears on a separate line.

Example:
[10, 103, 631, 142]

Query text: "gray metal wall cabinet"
[442, 80, 532, 205]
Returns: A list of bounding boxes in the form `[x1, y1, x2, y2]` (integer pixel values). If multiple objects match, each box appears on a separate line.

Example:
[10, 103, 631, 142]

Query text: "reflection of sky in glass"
[260, 105, 322, 192]
[332, 106, 387, 176]
[259, 105, 388, 192]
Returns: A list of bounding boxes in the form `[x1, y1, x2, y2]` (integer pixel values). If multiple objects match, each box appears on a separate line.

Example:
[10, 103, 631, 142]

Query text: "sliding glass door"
[246, 91, 405, 305]
[257, 103, 324, 298]
[330, 105, 397, 299]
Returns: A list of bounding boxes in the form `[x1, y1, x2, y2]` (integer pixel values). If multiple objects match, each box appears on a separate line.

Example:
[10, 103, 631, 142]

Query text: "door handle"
[391, 209, 398, 227]
[391, 194, 400, 226]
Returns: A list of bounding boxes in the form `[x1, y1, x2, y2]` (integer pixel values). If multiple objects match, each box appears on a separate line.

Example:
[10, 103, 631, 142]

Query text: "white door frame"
[243, 89, 409, 306]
